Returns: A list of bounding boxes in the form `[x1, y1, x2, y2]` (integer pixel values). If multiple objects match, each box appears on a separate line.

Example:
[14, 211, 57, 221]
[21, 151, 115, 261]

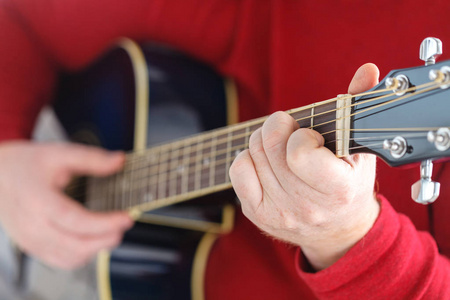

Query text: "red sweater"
[1, 0, 450, 298]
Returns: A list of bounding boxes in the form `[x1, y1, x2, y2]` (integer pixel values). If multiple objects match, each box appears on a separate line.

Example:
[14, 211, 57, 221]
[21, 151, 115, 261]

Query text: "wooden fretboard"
[86, 97, 339, 213]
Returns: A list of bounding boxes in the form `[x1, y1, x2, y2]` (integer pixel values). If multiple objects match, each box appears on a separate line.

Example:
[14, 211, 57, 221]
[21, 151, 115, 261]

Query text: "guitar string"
[87, 79, 444, 185]
[71, 80, 446, 205]
[72, 78, 439, 194]
[108, 79, 439, 168]
[79, 130, 431, 209]
[76, 128, 435, 205]
[70, 80, 445, 202]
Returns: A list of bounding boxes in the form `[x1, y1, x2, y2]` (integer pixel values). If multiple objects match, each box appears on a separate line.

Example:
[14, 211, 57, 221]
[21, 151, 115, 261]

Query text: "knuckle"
[248, 128, 261, 150]
[262, 129, 284, 151]
[302, 208, 329, 228]
[286, 148, 306, 170]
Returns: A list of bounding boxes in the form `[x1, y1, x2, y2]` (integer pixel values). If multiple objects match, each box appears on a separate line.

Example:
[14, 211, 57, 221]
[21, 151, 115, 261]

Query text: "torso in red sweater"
[1, 0, 450, 298]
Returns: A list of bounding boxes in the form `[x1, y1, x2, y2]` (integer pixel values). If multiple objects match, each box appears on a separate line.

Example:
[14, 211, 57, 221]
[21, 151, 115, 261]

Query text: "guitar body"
[54, 39, 237, 300]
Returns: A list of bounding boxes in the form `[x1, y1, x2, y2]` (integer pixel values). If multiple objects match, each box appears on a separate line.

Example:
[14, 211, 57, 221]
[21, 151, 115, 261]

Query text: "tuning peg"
[411, 159, 440, 204]
[427, 127, 450, 151]
[420, 37, 443, 65]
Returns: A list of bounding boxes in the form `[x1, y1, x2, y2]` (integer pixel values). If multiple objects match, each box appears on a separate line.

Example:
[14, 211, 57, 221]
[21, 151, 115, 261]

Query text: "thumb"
[56, 143, 125, 177]
[348, 63, 380, 94]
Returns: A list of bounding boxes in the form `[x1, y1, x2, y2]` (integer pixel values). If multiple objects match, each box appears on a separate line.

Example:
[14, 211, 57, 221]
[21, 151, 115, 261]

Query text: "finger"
[51, 143, 125, 177]
[287, 128, 351, 194]
[40, 225, 123, 269]
[261, 111, 300, 187]
[348, 63, 380, 94]
[229, 149, 263, 213]
[248, 128, 283, 195]
[47, 193, 133, 236]
[13, 211, 123, 269]
[43, 231, 122, 269]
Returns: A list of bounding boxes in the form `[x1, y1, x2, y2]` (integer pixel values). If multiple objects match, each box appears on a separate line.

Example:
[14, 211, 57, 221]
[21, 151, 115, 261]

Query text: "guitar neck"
[85, 96, 346, 213]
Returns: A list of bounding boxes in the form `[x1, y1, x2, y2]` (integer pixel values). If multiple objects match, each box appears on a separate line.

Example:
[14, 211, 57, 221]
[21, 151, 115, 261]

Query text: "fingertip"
[310, 129, 325, 147]
[108, 150, 126, 164]
[348, 63, 380, 94]
[118, 211, 134, 230]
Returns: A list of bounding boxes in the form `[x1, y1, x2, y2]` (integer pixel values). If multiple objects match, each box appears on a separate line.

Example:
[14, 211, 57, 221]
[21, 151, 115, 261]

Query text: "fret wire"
[146, 149, 159, 204]
[195, 135, 202, 191]
[201, 135, 212, 190]
[105, 172, 112, 211]
[157, 145, 170, 199]
[106, 176, 111, 211]
[86, 177, 96, 210]
[136, 153, 147, 208]
[244, 125, 250, 155]
[181, 139, 190, 195]
[169, 143, 179, 198]
[311, 104, 315, 128]
[225, 128, 232, 184]
[113, 170, 121, 210]
[209, 132, 217, 188]
[127, 153, 136, 210]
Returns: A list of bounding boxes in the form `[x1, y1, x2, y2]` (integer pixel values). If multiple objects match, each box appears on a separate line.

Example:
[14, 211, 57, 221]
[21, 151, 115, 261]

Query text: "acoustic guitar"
[53, 38, 450, 300]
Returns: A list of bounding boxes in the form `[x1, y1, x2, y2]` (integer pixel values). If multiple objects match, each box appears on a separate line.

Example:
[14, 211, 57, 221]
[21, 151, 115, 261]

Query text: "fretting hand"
[0, 141, 133, 269]
[229, 63, 381, 270]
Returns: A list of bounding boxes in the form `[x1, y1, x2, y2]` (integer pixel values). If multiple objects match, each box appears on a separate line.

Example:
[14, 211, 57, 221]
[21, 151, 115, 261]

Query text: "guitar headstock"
[350, 38, 449, 204]
[351, 59, 450, 166]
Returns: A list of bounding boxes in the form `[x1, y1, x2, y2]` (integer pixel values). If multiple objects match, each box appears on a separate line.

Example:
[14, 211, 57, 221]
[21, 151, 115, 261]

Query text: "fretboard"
[85, 97, 339, 213]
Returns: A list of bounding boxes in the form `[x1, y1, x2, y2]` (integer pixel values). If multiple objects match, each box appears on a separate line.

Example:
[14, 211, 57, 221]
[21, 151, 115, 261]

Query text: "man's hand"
[229, 63, 380, 270]
[0, 141, 133, 269]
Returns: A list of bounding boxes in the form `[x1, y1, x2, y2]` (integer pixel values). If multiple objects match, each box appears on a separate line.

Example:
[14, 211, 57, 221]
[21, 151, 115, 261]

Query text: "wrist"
[301, 195, 380, 271]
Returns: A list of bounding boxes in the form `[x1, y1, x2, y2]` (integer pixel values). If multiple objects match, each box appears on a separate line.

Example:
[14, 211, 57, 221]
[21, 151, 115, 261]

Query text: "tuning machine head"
[420, 37, 442, 65]
[408, 38, 445, 204]
[428, 127, 450, 151]
[412, 160, 441, 204]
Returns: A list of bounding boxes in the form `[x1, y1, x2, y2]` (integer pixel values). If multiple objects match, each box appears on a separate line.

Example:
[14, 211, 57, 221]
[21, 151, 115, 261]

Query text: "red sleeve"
[0, 1, 56, 140]
[296, 196, 450, 299]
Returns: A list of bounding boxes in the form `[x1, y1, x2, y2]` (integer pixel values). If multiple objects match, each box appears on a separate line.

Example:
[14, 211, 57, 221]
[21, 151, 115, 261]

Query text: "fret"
[244, 125, 250, 150]
[230, 126, 247, 161]
[194, 135, 203, 191]
[214, 131, 228, 186]
[86, 177, 97, 210]
[126, 154, 136, 208]
[224, 129, 233, 184]
[101, 173, 110, 211]
[312, 100, 338, 153]
[134, 152, 148, 207]
[209, 132, 218, 187]
[122, 162, 131, 210]
[180, 140, 190, 195]
[113, 170, 122, 210]
[168, 145, 179, 197]
[157, 145, 170, 199]
[289, 106, 314, 129]
[145, 150, 159, 204]
[187, 138, 197, 193]
[201, 134, 212, 189]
